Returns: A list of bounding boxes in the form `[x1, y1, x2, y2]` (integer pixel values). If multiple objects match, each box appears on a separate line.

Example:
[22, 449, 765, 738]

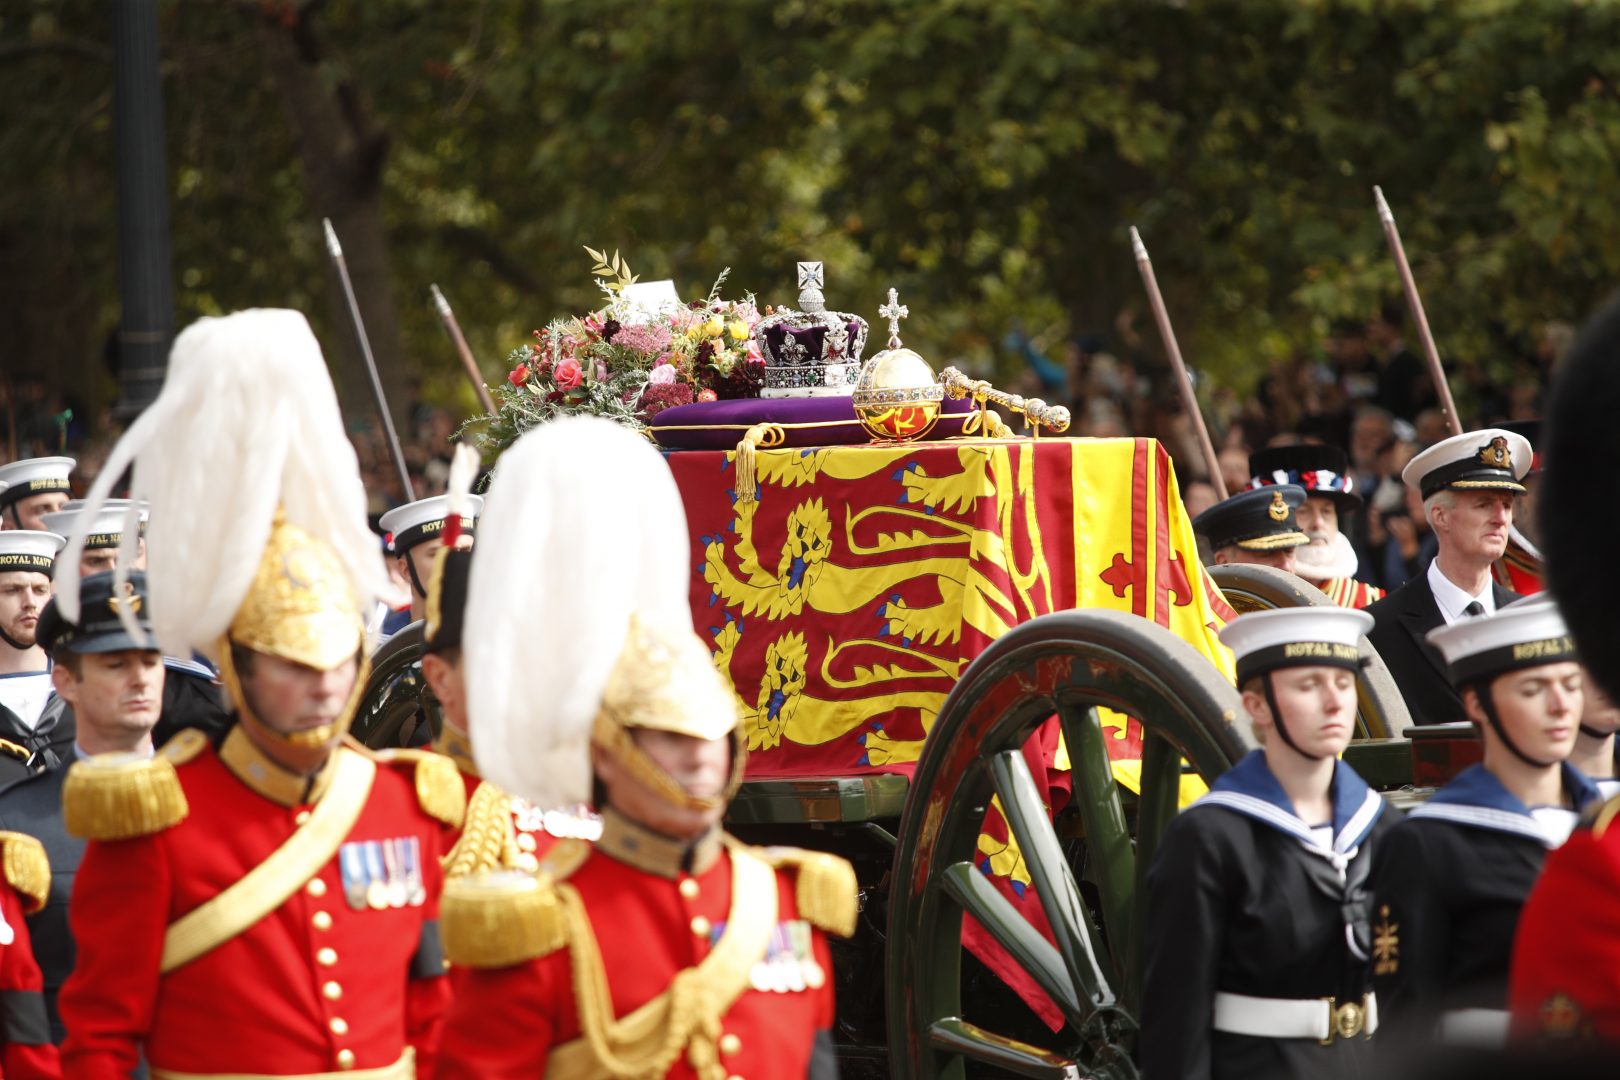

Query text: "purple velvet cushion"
[648, 394, 977, 450]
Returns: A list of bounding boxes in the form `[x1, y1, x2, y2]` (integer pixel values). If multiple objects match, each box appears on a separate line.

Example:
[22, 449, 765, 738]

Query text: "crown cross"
[879, 287, 909, 348]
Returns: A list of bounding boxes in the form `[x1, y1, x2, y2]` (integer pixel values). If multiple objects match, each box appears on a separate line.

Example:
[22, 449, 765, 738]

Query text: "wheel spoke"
[1057, 701, 1133, 989]
[928, 1017, 1082, 1079]
[988, 749, 1115, 1007]
[940, 862, 1083, 1025]
[1125, 732, 1182, 1010]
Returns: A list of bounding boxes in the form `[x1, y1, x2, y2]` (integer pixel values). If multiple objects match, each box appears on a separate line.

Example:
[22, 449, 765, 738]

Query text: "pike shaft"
[323, 218, 414, 502]
[431, 285, 496, 414]
[1374, 187, 1462, 436]
[1130, 227, 1227, 499]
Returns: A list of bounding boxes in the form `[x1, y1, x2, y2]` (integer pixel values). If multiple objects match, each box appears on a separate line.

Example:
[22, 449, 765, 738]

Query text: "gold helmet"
[464, 417, 741, 813]
[54, 309, 394, 748]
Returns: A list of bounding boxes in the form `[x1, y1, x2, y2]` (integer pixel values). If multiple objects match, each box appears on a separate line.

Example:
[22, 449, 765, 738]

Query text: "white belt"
[1213, 991, 1378, 1043]
[1437, 1007, 1509, 1047]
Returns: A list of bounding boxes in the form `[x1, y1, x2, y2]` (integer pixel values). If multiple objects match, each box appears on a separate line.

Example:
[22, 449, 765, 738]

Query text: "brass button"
[727, 1075, 744, 1080]
[329, 1016, 349, 1036]
[312, 911, 333, 932]
[719, 1033, 742, 1056]
[322, 980, 343, 1001]
[317, 947, 339, 967]
[294, 810, 312, 825]
[336, 1049, 356, 1070]
[679, 879, 700, 900]
[690, 916, 712, 938]
[306, 878, 328, 898]
[516, 832, 537, 853]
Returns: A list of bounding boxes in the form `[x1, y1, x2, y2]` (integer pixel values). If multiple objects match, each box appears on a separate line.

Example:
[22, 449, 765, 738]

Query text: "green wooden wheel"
[885, 609, 1251, 1079]
[1207, 563, 1412, 739]
[352, 620, 439, 749]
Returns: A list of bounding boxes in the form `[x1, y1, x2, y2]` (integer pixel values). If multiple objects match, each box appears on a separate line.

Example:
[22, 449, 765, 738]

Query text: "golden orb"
[851, 347, 945, 442]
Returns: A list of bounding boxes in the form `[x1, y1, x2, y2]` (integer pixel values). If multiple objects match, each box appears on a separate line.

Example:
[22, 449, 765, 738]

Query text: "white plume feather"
[445, 443, 479, 521]
[464, 417, 692, 808]
[56, 310, 393, 661]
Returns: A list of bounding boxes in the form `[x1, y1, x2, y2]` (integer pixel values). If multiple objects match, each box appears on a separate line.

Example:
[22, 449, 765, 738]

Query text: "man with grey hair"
[1365, 429, 1531, 725]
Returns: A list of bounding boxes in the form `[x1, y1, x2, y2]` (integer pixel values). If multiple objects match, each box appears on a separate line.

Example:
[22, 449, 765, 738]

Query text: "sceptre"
[1130, 227, 1227, 499]
[430, 284, 497, 415]
[1373, 187, 1462, 436]
[323, 218, 415, 502]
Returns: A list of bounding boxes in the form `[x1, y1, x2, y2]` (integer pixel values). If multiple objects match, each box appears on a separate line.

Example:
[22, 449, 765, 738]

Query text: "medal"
[401, 837, 426, 907]
[339, 843, 369, 911]
[364, 842, 389, 910]
[381, 839, 409, 909]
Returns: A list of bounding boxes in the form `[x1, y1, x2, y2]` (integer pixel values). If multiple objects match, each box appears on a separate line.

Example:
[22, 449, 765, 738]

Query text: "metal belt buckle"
[1320, 996, 1365, 1044]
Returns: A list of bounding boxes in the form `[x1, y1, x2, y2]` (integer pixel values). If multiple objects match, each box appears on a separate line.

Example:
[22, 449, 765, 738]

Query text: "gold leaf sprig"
[583, 246, 640, 294]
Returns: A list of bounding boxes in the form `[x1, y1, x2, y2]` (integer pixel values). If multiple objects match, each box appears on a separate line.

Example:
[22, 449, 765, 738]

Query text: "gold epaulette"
[1585, 793, 1620, 839]
[62, 729, 203, 842]
[444, 782, 515, 878]
[0, 739, 28, 764]
[441, 870, 570, 969]
[0, 832, 49, 914]
[755, 845, 859, 938]
[370, 747, 467, 829]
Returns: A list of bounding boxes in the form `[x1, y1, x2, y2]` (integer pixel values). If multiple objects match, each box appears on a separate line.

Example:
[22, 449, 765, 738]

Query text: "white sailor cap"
[379, 493, 484, 554]
[1401, 428, 1532, 500]
[0, 530, 67, 578]
[0, 457, 74, 510]
[61, 498, 149, 522]
[1218, 606, 1374, 685]
[1427, 593, 1576, 687]
[40, 502, 147, 550]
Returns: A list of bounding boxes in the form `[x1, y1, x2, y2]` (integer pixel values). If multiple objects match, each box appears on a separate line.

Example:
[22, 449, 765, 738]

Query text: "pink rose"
[647, 364, 677, 386]
[553, 357, 584, 391]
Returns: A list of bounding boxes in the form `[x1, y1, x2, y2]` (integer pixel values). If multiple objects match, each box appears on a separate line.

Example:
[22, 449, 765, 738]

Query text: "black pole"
[110, 0, 173, 419]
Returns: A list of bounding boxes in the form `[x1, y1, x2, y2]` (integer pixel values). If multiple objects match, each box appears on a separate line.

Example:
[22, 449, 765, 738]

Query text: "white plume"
[56, 309, 395, 660]
[464, 417, 692, 808]
[445, 442, 480, 521]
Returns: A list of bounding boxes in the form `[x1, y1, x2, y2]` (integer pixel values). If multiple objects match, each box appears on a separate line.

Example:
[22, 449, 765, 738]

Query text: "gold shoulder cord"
[443, 783, 516, 878]
[545, 843, 777, 1080]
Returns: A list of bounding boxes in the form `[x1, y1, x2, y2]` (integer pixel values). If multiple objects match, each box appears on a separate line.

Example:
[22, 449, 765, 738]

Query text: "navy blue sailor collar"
[1194, 749, 1384, 859]
[1408, 762, 1600, 847]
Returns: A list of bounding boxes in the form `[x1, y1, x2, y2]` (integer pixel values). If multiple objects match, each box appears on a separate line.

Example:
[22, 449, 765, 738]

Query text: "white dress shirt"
[1428, 559, 1496, 625]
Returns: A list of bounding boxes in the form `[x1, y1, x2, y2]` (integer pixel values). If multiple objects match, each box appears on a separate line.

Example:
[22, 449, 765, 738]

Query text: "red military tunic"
[59, 728, 457, 1078]
[0, 833, 60, 1079]
[1492, 533, 1544, 597]
[435, 810, 850, 1079]
[1317, 577, 1386, 610]
[1509, 794, 1620, 1038]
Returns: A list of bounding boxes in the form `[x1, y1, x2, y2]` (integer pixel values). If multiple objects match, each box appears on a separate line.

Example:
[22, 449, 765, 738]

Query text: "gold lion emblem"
[1478, 436, 1513, 470]
[1267, 491, 1289, 522]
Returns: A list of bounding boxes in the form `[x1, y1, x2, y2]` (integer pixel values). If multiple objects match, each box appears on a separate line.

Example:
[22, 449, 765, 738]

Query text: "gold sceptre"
[940, 367, 1071, 439]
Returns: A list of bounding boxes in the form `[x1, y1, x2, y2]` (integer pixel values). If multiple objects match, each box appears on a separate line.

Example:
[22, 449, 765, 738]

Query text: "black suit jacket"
[0, 750, 80, 1043]
[1366, 570, 1520, 726]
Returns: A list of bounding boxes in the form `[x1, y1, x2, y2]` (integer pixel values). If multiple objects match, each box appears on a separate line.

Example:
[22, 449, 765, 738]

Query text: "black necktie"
[1464, 600, 1485, 618]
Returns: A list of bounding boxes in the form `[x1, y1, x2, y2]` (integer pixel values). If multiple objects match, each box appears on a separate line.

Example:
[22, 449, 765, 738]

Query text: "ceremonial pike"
[430, 284, 496, 415]
[1374, 186, 1462, 436]
[1131, 226, 1227, 498]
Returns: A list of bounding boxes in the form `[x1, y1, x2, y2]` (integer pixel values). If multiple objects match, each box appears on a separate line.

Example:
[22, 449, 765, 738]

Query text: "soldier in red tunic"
[0, 830, 60, 1078]
[51, 310, 463, 1079]
[434, 417, 855, 1079]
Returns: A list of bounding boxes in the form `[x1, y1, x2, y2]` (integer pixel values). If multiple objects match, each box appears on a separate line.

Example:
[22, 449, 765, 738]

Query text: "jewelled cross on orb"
[879, 287, 909, 348]
[797, 261, 824, 291]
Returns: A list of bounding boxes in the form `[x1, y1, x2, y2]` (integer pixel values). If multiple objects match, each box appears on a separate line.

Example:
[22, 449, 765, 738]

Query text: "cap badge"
[1267, 491, 1289, 522]
[1478, 436, 1512, 470]
[107, 582, 142, 617]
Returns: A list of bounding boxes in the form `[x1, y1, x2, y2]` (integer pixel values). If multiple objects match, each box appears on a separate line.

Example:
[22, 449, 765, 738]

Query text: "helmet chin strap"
[0, 624, 32, 652]
[1263, 672, 1329, 761]
[1474, 679, 1562, 769]
[1579, 723, 1614, 740]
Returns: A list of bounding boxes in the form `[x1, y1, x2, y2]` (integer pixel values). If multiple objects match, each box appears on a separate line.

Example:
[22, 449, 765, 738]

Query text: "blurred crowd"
[1008, 302, 1565, 594]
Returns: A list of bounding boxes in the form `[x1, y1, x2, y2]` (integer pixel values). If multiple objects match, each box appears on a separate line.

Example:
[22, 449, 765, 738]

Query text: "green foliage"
[6, 0, 1619, 433]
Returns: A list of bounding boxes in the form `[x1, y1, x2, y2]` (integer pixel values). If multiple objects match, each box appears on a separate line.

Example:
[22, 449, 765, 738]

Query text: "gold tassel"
[63, 753, 189, 842]
[755, 846, 858, 938]
[0, 832, 49, 914]
[732, 423, 783, 506]
[442, 872, 569, 969]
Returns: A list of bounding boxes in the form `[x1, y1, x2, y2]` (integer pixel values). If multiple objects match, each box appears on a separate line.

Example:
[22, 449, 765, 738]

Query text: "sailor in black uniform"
[1142, 605, 1397, 1079]
[1370, 594, 1597, 1050]
[38, 501, 228, 746]
[377, 492, 482, 637]
[0, 531, 68, 776]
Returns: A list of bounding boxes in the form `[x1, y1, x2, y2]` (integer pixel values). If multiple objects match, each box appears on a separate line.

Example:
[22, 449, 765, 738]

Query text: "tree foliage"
[4, 0, 1618, 435]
